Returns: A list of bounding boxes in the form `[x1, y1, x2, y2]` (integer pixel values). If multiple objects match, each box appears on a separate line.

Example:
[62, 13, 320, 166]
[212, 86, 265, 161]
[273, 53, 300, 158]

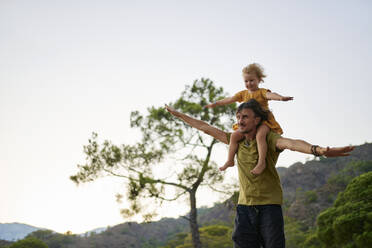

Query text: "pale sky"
[1, 0, 371, 234]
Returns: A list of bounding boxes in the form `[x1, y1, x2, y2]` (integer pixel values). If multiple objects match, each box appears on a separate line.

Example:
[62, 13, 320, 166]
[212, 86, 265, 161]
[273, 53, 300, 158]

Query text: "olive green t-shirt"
[226, 131, 283, 205]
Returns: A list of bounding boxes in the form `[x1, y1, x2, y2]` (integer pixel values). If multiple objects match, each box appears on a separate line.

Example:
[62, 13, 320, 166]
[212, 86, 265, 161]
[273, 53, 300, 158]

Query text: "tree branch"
[155, 190, 188, 201]
[103, 168, 132, 179]
[181, 215, 190, 222]
[207, 184, 235, 195]
[148, 177, 191, 191]
[192, 138, 218, 190]
[103, 168, 190, 192]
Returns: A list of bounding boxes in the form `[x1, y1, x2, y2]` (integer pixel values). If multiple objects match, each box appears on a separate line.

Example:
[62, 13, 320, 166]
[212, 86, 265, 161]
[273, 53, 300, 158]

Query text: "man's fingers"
[164, 104, 182, 118]
[165, 104, 173, 112]
[164, 105, 174, 114]
[326, 153, 349, 157]
[324, 146, 354, 157]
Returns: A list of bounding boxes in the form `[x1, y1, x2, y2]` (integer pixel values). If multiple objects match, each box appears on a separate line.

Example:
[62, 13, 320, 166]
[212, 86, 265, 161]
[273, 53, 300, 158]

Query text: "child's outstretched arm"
[204, 96, 236, 108]
[266, 91, 293, 101]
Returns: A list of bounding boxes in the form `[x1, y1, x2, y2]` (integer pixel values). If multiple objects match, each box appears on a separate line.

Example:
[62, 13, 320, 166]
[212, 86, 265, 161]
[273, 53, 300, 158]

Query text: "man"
[165, 99, 353, 248]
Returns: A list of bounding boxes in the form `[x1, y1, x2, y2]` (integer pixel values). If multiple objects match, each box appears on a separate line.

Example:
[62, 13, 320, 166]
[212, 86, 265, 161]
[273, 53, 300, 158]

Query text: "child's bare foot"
[219, 160, 234, 171]
[250, 161, 266, 175]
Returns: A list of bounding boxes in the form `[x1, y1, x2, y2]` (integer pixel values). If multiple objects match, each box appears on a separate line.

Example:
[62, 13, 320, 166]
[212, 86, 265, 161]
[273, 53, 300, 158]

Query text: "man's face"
[236, 108, 261, 134]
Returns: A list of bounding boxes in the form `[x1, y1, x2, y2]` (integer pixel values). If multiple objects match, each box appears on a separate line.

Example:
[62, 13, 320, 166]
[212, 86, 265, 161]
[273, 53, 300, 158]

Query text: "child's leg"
[219, 131, 245, 171]
[251, 124, 270, 175]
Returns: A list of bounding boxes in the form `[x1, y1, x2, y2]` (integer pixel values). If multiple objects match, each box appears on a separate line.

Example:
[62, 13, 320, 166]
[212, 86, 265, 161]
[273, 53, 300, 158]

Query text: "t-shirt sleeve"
[267, 131, 283, 154]
[260, 88, 271, 100]
[233, 90, 244, 102]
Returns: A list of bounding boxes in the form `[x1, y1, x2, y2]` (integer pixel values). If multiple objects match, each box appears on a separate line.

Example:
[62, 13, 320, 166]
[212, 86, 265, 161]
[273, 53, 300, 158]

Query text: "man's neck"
[243, 128, 257, 141]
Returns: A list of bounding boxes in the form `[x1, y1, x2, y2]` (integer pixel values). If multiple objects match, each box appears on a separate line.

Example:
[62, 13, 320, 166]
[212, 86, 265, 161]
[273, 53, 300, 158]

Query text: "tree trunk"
[189, 191, 202, 248]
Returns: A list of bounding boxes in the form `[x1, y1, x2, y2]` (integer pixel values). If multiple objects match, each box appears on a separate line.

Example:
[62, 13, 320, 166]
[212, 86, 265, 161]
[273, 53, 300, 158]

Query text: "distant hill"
[77, 227, 107, 237]
[0, 222, 47, 241]
[0, 223, 109, 242]
[2, 142, 371, 248]
[277, 142, 372, 202]
[0, 239, 12, 247]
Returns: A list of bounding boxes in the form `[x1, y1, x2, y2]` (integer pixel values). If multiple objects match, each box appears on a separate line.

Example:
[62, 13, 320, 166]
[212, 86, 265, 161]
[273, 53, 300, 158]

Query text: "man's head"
[236, 99, 269, 134]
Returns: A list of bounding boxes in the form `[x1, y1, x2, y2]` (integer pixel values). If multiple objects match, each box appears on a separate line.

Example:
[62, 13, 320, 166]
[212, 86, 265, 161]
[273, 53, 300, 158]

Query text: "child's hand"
[280, 96, 294, 101]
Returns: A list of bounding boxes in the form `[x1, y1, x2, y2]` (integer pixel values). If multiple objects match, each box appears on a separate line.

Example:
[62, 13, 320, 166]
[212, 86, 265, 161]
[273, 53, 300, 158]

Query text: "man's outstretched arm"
[165, 105, 229, 144]
[276, 137, 354, 157]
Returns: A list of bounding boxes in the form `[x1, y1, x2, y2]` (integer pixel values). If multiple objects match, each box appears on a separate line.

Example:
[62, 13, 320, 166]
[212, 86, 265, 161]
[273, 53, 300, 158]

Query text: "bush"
[8, 237, 48, 248]
[317, 172, 372, 247]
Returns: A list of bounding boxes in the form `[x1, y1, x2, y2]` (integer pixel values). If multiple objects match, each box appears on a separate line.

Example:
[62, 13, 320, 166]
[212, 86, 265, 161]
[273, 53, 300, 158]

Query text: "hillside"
[277, 142, 372, 201]
[0, 223, 46, 242]
[2, 142, 371, 248]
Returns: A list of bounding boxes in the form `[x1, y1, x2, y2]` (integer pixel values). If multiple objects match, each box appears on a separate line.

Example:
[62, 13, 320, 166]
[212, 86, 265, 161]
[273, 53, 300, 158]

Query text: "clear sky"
[1, 0, 371, 234]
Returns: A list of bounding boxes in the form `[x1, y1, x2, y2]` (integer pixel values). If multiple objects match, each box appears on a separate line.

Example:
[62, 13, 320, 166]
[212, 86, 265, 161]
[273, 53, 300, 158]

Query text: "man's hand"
[320, 146, 355, 157]
[280, 96, 294, 101]
[276, 137, 355, 158]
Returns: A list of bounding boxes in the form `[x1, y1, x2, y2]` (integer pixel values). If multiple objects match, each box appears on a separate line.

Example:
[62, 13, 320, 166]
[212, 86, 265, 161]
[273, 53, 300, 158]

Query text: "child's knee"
[257, 125, 269, 138]
[231, 131, 244, 142]
[256, 132, 268, 141]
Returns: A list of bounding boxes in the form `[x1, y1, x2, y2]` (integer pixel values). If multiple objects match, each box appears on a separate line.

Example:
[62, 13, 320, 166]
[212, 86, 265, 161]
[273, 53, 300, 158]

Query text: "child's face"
[243, 73, 260, 91]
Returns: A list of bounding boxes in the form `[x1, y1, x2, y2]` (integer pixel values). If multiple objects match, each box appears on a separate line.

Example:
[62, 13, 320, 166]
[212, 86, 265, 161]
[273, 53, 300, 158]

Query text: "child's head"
[242, 63, 266, 90]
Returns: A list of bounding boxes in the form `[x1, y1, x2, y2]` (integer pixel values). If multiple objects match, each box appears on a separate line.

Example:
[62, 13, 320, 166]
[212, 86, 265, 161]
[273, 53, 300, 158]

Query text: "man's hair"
[242, 63, 267, 82]
[237, 99, 269, 123]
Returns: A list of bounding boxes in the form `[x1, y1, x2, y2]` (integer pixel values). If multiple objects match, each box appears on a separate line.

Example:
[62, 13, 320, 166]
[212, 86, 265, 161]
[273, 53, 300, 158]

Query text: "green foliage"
[284, 216, 308, 248]
[25, 230, 54, 242]
[161, 233, 188, 248]
[26, 229, 77, 248]
[304, 190, 317, 204]
[284, 217, 324, 248]
[302, 231, 322, 248]
[8, 237, 47, 248]
[162, 225, 233, 248]
[328, 161, 372, 189]
[317, 171, 372, 247]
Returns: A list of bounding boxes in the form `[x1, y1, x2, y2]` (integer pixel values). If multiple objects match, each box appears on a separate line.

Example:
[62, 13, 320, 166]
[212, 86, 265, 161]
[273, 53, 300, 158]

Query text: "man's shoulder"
[267, 130, 281, 139]
[267, 131, 283, 153]
[226, 131, 283, 153]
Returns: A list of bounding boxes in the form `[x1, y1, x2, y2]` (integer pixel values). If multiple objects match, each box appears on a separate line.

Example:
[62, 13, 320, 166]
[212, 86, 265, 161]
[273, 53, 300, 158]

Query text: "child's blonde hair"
[242, 63, 267, 82]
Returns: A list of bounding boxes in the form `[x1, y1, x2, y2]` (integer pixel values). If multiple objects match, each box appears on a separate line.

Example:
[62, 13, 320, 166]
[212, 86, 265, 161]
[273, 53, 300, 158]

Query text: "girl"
[205, 63, 293, 175]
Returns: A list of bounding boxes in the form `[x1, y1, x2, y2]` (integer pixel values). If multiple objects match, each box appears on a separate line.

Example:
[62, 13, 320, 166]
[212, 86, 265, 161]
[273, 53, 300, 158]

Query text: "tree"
[26, 229, 77, 248]
[317, 171, 372, 247]
[70, 78, 238, 248]
[8, 237, 47, 248]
